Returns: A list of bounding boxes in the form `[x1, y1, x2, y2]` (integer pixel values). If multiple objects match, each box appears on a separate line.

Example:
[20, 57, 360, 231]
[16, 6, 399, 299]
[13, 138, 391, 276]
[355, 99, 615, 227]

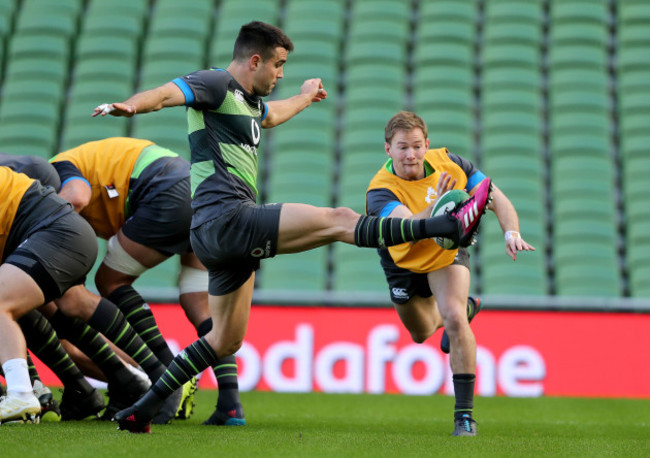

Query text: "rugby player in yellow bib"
[0, 167, 98, 424]
[366, 112, 535, 436]
[50, 137, 207, 423]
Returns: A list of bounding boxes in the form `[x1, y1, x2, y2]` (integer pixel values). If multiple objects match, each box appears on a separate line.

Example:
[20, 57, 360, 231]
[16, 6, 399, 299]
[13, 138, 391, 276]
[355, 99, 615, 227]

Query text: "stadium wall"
[32, 303, 650, 399]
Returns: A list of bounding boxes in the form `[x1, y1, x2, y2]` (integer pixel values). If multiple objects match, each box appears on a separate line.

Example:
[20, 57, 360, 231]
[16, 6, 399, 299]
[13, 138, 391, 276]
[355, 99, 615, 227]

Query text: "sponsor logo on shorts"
[251, 240, 272, 258]
[391, 288, 409, 299]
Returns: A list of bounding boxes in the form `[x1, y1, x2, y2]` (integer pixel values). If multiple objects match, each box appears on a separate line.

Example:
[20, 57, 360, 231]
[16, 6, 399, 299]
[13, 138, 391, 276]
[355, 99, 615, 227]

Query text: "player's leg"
[42, 300, 132, 383]
[427, 264, 478, 436]
[439, 296, 482, 354]
[393, 295, 444, 344]
[178, 253, 243, 424]
[275, 177, 492, 253]
[95, 231, 176, 366]
[0, 353, 58, 422]
[0, 264, 46, 424]
[0, 189, 97, 424]
[383, 267, 445, 343]
[24, 353, 61, 422]
[114, 274, 254, 432]
[435, 250, 482, 354]
[96, 171, 195, 369]
[40, 300, 150, 420]
[18, 310, 105, 420]
[54, 285, 167, 384]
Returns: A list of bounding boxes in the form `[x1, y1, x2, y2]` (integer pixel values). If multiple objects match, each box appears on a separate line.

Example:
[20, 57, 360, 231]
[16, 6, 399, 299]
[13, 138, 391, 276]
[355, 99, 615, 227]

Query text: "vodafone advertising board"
[31, 305, 650, 398]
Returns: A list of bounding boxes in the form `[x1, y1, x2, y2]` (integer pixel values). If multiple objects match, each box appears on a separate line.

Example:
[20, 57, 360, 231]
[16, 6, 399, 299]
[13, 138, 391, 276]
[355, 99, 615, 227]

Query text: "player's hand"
[505, 231, 535, 261]
[435, 172, 457, 202]
[92, 102, 136, 117]
[301, 78, 327, 103]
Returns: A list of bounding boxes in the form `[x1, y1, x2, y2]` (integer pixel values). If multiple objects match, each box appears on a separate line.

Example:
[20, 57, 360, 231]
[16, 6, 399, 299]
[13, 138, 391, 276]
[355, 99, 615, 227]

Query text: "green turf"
[2, 390, 649, 457]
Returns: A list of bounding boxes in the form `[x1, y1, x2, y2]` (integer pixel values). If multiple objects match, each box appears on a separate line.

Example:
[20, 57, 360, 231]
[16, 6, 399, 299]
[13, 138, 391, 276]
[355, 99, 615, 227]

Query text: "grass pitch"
[2, 390, 649, 457]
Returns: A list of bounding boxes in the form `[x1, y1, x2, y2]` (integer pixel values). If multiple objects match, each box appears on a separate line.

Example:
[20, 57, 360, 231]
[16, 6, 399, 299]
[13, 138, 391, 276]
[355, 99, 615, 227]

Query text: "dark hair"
[233, 21, 294, 61]
[385, 111, 428, 143]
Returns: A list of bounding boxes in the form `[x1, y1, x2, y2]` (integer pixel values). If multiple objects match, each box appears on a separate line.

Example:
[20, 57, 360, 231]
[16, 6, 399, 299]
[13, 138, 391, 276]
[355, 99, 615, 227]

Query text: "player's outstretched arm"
[486, 184, 535, 260]
[92, 82, 186, 117]
[262, 78, 327, 128]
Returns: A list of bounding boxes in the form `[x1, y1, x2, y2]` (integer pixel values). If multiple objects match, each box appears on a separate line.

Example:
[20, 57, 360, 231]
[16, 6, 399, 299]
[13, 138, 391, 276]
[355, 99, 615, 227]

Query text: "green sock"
[107, 285, 175, 366]
[197, 319, 242, 411]
[26, 353, 40, 385]
[354, 215, 458, 248]
[87, 298, 166, 381]
[452, 373, 475, 420]
[152, 337, 219, 399]
[50, 310, 133, 386]
[19, 310, 94, 396]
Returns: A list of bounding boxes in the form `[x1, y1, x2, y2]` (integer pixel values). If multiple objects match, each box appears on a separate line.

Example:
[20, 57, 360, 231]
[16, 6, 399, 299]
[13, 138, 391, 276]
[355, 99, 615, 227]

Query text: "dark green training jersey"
[172, 68, 268, 228]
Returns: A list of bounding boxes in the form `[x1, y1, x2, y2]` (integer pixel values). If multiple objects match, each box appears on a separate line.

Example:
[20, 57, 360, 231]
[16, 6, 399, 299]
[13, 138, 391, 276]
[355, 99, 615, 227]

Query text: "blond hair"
[384, 111, 428, 143]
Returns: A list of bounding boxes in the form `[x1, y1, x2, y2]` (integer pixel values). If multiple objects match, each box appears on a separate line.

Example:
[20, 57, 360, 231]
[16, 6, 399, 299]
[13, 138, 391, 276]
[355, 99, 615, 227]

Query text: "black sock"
[108, 285, 175, 366]
[453, 373, 475, 420]
[26, 353, 40, 384]
[152, 337, 219, 399]
[87, 298, 165, 381]
[19, 310, 94, 396]
[354, 215, 458, 248]
[196, 318, 242, 411]
[49, 310, 132, 386]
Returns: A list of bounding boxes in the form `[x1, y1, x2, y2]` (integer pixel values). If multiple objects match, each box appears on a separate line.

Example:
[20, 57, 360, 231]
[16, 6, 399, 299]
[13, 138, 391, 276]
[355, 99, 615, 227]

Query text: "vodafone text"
[200, 324, 546, 397]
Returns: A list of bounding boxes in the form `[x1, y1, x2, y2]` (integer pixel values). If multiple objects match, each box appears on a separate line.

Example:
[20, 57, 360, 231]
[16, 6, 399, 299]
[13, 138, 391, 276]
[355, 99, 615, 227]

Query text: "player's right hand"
[92, 103, 136, 117]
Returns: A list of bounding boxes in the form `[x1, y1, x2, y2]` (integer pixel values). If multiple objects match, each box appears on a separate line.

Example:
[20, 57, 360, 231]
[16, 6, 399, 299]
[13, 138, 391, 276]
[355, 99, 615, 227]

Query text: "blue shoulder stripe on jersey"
[466, 171, 486, 191]
[61, 176, 91, 189]
[172, 78, 195, 106]
[261, 102, 269, 121]
[380, 201, 402, 217]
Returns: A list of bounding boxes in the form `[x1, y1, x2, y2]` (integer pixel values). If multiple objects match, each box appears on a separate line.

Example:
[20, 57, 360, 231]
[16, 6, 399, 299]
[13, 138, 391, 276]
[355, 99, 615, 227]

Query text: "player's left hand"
[505, 231, 535, 261]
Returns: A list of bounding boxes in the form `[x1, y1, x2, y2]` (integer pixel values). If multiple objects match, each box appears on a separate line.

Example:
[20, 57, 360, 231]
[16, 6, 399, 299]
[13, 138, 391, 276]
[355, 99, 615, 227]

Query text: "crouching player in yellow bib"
[0, 167, 97, 424]
[50, 137, 240, 424]
[366, 112, 535, 436]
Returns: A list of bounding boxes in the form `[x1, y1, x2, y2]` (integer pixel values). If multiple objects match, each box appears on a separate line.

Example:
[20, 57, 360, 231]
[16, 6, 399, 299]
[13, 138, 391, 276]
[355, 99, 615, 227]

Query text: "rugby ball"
[431, 189, 470, 250]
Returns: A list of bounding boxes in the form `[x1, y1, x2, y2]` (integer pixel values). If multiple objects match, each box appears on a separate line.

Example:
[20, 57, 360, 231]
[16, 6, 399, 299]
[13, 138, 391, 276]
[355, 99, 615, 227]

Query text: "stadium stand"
[478, 0, 548, 296]
[0, 0, 647, 301]
[257, 0, 343, 292]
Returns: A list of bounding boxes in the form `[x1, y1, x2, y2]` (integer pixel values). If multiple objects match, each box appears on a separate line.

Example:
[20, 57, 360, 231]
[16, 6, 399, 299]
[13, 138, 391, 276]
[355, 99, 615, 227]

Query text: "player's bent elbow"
[67, 195, 89, 213]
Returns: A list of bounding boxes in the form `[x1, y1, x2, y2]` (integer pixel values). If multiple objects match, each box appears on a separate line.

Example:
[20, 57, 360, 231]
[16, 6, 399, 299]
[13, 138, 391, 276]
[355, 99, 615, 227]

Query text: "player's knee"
[441, 312, 469, 337]
[224, 339, 244, 356]
[54, 297, 88, 320]
[410, 328, 435, 344]
[95, 235, 146, 294]
[332, 206, 359, 223]
[410, 332, 430, 344]
[330, 206, 360, 239]
[0, 305, 21, 321]
[205, 330, 243, 357]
